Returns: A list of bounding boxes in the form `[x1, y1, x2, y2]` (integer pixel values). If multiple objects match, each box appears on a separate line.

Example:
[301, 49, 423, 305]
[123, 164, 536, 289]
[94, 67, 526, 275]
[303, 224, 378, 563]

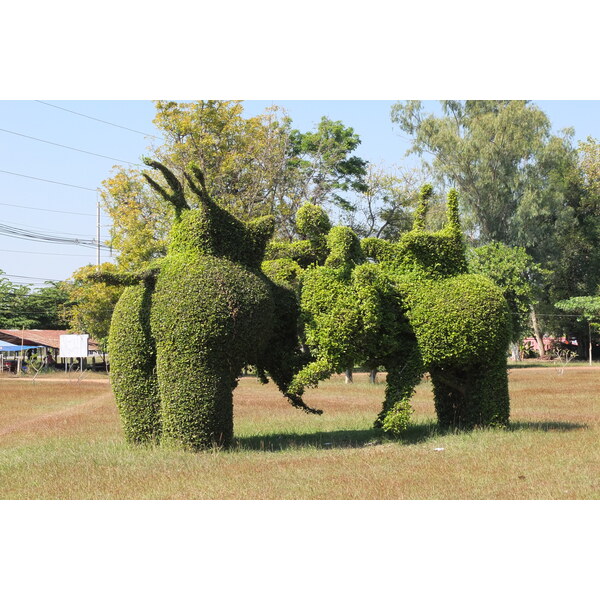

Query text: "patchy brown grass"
[0, 368, 598, 499]
[0, 377, 117, 445]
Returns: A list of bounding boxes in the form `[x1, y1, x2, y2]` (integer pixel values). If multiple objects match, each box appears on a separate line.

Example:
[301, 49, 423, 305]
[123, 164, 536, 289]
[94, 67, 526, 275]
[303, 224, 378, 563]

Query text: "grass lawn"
[0, 366, 598, 499]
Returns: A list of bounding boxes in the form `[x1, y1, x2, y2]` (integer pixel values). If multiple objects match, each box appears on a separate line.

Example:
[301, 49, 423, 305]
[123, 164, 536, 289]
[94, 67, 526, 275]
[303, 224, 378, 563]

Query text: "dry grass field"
[0, 366, 598, 499]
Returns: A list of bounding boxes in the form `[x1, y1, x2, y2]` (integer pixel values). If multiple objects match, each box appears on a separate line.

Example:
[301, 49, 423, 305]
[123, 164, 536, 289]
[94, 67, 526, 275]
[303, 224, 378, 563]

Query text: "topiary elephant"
[288, 186, 512, 432]
[106, 160, 319, 451]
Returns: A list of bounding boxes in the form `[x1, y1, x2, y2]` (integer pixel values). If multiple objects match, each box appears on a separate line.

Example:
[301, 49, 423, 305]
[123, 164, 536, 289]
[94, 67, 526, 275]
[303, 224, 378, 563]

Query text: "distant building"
[521, 336, 578, 355]
[0, 330, 100, 359]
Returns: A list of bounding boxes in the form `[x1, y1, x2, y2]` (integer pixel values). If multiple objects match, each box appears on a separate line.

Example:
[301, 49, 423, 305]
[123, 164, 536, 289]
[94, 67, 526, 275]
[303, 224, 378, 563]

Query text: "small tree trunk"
[589, 321, 593, 366]
[530, 306, 546, 359]
[344, 368, 353, 384]
[369, 368, 378, 384]
[509, 342, 521, 362]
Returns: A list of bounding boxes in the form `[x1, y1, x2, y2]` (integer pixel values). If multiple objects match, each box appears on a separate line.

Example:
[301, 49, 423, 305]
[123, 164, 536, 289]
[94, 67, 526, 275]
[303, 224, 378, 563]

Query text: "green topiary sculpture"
[289, 186, 511, 432]
[107, 160, 319, 451]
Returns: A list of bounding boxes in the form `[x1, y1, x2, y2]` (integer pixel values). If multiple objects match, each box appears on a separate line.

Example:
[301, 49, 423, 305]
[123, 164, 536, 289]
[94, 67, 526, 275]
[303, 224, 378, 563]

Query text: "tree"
[0, 271, 69, 329]
[468, 243, 547, 359]
[554, 296, 600, 365]
[0, 272, 32, 329]
[344, 163, 428, 240]
[24, 283, 70, 329]
[390, 100, 600, 352]
[102, 168, 173, 272]
[579, 136, 600, 198]
[152, 101, 294, 222]
[390, 100, 568, 245]
[102, 102, 369, 264]
[61, 264, 125, 350]
[282, 116, 368, 237]
[520, 136, 600, 351]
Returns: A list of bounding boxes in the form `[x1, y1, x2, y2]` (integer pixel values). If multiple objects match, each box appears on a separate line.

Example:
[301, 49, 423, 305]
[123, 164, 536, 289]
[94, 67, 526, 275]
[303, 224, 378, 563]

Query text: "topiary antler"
[184, 163, 211, 205]
[142, 157, 190, 215]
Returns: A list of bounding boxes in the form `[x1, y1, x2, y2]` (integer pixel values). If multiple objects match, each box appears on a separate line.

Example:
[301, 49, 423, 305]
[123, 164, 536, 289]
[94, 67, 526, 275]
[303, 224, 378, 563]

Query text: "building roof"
[0, 330, 99, 352]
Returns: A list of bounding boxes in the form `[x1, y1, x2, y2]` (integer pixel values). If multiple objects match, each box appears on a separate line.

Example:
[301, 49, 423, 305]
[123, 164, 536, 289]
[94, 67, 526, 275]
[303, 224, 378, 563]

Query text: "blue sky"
[1, 99, 599, 286]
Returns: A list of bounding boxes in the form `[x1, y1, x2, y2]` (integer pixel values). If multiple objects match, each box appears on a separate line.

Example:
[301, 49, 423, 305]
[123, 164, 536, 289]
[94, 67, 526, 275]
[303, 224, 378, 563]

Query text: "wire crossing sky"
[1, 100, 600, 287]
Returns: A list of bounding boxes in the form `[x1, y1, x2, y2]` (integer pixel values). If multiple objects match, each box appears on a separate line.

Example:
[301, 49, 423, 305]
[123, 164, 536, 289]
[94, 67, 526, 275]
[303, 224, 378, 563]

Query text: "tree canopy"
[0, 270, 69, 330]
[51, 100, 600, 360]
[102, 101, 368, 272]
[391, 101, 600, 350]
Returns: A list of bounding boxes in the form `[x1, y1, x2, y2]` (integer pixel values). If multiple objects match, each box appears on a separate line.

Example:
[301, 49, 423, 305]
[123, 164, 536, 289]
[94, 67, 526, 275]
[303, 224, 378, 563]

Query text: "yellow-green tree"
[102, 168, 174, 271]
[152, 101, 293, 221]
[102, 101, 368, 268]
[68, 101, 368, 337]
[61, 263, 125, 350]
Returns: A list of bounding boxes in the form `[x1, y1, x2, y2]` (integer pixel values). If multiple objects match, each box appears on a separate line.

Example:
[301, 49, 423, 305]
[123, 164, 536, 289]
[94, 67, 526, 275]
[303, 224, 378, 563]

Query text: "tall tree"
[391, 100, 553, 244]
[468, 243, 546, 359]
[344, 163, 427, 239]
[152, 101, 293, 221]
[391, 101, 600, 353]
[282, 116, 367, 237]
[102, 102, 368, 264]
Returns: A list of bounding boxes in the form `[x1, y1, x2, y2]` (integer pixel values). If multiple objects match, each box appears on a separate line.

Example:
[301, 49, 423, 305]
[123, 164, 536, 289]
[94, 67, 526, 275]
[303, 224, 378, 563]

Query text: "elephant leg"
[109, 283, 160, 444]
[156, 351, 237, 450]
[375, 352, 424, 434]
[430, 355, 509, 429]
[150, 257, 275, 451]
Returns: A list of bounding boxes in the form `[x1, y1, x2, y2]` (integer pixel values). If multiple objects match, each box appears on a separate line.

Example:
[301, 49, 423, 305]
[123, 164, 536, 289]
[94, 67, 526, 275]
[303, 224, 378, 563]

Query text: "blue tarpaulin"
[0, 341, 42, 352]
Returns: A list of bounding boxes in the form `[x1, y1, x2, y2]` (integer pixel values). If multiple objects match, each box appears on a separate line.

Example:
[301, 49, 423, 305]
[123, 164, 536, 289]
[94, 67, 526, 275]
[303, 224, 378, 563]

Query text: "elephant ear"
[245, 215, 276, 268]
[324, 226, 365, 272]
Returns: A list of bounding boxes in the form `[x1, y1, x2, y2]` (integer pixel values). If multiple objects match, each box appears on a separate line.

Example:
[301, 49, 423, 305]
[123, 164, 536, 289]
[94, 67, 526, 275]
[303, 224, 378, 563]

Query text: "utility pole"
[96, 194, 100, 267]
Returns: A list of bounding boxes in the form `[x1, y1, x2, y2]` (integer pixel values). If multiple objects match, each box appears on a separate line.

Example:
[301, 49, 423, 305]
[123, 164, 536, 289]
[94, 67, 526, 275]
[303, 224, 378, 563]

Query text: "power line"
[0, 127, 141, 167]
[0, 247, 104, 257]
[1, 217, 98, 237]
[0, 200, 95, 217]
[0, 222, 111, 248]
[2, 273, 61, 282]
[0, 169, 97, 192]
[35, 101, 164, 140]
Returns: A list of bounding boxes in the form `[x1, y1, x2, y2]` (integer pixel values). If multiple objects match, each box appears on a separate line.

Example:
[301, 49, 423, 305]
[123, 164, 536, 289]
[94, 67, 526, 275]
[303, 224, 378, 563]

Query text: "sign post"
[59, 334, 89, 381]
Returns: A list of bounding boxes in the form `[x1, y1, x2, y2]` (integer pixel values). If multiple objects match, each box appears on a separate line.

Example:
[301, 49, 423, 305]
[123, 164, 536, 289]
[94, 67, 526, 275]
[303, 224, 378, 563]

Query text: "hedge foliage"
[108, 172, 511, 450]
[108, 160, 317, 451]
[289, 186, 511, 431]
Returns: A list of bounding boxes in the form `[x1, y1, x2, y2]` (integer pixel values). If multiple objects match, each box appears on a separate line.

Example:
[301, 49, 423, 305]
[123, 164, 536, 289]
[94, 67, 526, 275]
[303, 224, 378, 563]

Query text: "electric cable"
[0, 127, 142, 166]
[0, 222, 111, 248]
[0, 169, 98, 192]
[0, 200, 96, 216]
[35, 100, 164, 140]
[0, 247, 105, 257]
[1, 218, 100, 236]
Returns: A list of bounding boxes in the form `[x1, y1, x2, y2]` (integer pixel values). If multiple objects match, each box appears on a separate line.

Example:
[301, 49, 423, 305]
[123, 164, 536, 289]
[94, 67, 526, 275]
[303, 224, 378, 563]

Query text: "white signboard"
[59, 334, 89, 358]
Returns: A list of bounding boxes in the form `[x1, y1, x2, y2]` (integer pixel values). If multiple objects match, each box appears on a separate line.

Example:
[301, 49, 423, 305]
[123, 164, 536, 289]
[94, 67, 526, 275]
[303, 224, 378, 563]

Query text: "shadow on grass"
[233, 428, 383, 452]
[507, 363, 555, 369]
[232, 420, 587, 452]
[508, 421, 587, 432]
